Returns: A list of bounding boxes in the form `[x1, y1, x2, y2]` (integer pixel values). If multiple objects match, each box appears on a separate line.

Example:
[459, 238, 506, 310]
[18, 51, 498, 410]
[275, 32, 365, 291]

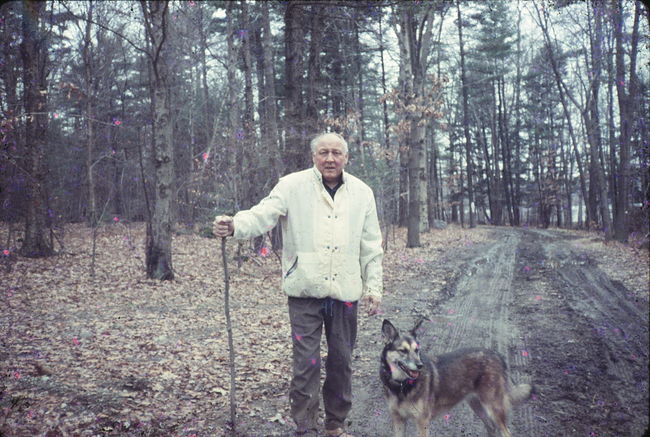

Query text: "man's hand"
[362, 295, 382, 316]
[213, 215, 234, 238]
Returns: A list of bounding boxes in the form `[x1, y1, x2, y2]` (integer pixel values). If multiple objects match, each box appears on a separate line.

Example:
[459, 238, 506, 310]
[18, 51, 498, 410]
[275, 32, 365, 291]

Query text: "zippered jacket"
[232, 166, 383, 302]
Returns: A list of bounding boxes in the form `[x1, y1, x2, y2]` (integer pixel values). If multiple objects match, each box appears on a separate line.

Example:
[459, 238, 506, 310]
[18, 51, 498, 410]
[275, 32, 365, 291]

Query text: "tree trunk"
[0, 4, 22, 223]
[240, 0, 255, 208]
[585, 2, 612, 237]
[224, 1, 241, 209]
[511, 0, 523, 226]
[407, 121, 424, 246]
[284, 2, 307, 173]
[305, 4, 324, 137]
[355, 18, 366, 148]
[498, 76, 515, 226]
[456, 2, 475, 228]
[83, 2, 97, 226]
[378, 13, 390, 151]
[261, 1, 281, 179]
[198, 3, 211, 144]
[142, 0, 174, 280]
[427, 128, 440, 224]
[398, 150, 409, 227]
[19, 0, 53, 258]
[448, 127, 458, 224]
[395, 5, 411, 229]
[532, 0, 591, 228]
[612, 0, 640, 242]
[400, 3, 434, 246]
[478, 124, 495, 223]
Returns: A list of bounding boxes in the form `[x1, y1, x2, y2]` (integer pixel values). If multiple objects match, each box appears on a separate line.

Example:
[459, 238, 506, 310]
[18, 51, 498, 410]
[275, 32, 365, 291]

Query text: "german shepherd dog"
[380, 319, 532, 437]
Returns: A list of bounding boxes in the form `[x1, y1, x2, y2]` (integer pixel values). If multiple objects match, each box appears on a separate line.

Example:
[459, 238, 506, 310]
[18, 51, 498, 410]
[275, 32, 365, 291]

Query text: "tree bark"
[83, 2, 97, 226]
[612, 0, 640, 242]
[142, 0, 174, 280]
[585, 2, 612, 237]
[261, 1, 281, 180]
[284, 2, 308, 173]
[395, 5, 410, 229]
[19, 0, 53, 258]
[240, 0, 255, 208]
[397, 3, 435, 246]
[456, 1, 475, 228]
[378, 13, 390, 151]
[305, 4, 324, 137]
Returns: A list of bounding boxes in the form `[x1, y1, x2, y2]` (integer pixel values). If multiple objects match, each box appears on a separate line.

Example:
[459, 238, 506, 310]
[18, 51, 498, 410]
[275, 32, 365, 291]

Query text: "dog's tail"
[509, 383, 533, 407]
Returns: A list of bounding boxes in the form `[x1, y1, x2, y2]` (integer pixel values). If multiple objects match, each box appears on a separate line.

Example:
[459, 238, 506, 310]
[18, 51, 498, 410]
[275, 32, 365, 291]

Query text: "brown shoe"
[324, 428, 354, 437]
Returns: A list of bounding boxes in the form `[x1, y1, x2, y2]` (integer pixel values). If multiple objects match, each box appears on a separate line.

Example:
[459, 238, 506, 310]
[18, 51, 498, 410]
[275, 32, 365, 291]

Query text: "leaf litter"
[0, 223, 646, 436]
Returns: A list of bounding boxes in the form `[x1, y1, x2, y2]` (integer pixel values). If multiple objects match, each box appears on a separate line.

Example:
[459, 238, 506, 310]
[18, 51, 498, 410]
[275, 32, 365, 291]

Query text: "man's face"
[312, 139, 348, 184]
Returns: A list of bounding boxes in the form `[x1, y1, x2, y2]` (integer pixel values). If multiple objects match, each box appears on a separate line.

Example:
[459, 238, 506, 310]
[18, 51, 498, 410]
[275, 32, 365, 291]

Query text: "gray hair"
[310, 132, 348, 155]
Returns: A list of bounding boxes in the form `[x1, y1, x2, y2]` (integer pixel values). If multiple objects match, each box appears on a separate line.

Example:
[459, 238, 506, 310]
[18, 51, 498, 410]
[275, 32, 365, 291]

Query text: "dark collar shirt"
[323, 175, 344, 199]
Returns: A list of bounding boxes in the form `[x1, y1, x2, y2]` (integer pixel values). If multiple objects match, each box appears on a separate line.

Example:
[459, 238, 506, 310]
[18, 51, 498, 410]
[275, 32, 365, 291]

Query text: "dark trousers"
[288, 296, 358, 432]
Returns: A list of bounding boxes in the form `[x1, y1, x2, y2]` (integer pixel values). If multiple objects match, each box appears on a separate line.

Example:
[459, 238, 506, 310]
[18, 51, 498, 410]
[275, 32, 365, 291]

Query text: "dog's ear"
[410, 317, 426, 337]
[382, 319, 399, 343]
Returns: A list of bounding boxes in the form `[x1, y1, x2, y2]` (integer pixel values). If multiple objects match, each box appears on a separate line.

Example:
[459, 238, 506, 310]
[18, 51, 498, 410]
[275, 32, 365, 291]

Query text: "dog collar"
[380, 361, 418, 396]
[387, 376, 418, 396]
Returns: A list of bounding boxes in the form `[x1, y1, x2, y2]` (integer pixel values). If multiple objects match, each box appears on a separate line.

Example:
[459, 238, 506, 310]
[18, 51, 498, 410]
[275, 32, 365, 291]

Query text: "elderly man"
[213, 132, 383, 437]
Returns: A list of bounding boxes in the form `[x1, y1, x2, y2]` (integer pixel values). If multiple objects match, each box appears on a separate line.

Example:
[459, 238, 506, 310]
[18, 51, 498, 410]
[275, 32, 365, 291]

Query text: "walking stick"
[221, 236, 237, 432]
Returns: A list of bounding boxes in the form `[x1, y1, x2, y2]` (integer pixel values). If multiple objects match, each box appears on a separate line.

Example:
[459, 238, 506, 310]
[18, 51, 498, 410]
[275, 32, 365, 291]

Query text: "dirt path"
[349, 227, 649, 437]
[2, 225, 647, 436]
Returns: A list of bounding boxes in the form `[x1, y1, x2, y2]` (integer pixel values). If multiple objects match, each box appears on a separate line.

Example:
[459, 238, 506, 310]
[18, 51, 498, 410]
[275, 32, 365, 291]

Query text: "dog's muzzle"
[398, 361, 422, 379]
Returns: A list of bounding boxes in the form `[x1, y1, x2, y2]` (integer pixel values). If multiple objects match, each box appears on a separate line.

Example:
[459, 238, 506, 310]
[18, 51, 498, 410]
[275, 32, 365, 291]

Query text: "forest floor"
[0, 222, 648, 437]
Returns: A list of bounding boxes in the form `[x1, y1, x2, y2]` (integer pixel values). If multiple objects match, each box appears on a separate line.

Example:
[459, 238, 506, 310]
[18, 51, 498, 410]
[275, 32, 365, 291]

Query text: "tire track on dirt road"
[429, 229, 520, 354]
[419, 228, 534, 437]
[350, 228, 535, 437]
[526, 229, 649, 437]
[350, 227, 648, 437]
[510, 229, 648, 437]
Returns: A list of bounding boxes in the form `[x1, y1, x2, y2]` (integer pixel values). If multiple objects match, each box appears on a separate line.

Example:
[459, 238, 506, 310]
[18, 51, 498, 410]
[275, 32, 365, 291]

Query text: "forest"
[2, 2, 650, 436]
[1, 0, 648, 277]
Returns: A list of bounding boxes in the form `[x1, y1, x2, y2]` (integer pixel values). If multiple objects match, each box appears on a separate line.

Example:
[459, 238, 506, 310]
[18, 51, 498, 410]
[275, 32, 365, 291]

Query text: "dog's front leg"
[390, 413, 406, 437]
[416, 417, 430, 437]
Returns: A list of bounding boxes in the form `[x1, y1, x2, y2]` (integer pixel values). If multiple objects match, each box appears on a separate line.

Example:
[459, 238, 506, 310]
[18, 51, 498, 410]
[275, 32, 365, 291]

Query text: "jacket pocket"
[285, 256, 298, 279]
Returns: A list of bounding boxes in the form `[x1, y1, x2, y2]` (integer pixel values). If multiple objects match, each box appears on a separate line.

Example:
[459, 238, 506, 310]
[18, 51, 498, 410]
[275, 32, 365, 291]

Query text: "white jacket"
[233, 166, 383, 302]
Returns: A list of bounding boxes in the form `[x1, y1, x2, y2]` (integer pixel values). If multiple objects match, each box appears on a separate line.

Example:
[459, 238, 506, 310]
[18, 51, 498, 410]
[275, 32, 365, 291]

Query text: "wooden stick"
[221, 237, 237, 432]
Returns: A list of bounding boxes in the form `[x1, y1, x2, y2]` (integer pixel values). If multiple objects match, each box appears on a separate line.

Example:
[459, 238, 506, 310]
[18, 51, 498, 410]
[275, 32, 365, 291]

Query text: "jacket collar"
[311, 165, 347, 185]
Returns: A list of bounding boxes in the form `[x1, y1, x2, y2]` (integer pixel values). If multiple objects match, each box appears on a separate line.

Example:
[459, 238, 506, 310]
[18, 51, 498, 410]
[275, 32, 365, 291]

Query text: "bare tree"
[612, 0, 641, 242]
[81, 2, 97, 226]
[141, 0, 174, 280]
[259, 1, 281, 180]
[456, 1, 475, 228]
[532, 0, 592, 229]
[240, 0, 256, 208]
[284, 2, 308, 173]
[393, 2, 439, 246]
[19, 0, 53, 258]
[584, 1, 612, 237]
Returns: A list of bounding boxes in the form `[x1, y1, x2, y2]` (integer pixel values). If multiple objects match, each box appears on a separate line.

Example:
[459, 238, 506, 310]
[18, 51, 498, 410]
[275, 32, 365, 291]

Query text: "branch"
[153, 1, 169, 70]
[139, 0, 155, 66]
[59, 1, 148, 58]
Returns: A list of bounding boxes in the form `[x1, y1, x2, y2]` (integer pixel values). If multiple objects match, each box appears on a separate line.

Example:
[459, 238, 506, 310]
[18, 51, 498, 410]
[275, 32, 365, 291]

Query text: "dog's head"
[381, 319, 424, 381]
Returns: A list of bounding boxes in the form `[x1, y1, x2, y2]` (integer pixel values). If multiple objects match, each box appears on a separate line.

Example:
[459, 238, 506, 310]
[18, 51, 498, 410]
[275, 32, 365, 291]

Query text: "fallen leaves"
[2, 222, 642, 435]
[1, 222, 292, 435]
